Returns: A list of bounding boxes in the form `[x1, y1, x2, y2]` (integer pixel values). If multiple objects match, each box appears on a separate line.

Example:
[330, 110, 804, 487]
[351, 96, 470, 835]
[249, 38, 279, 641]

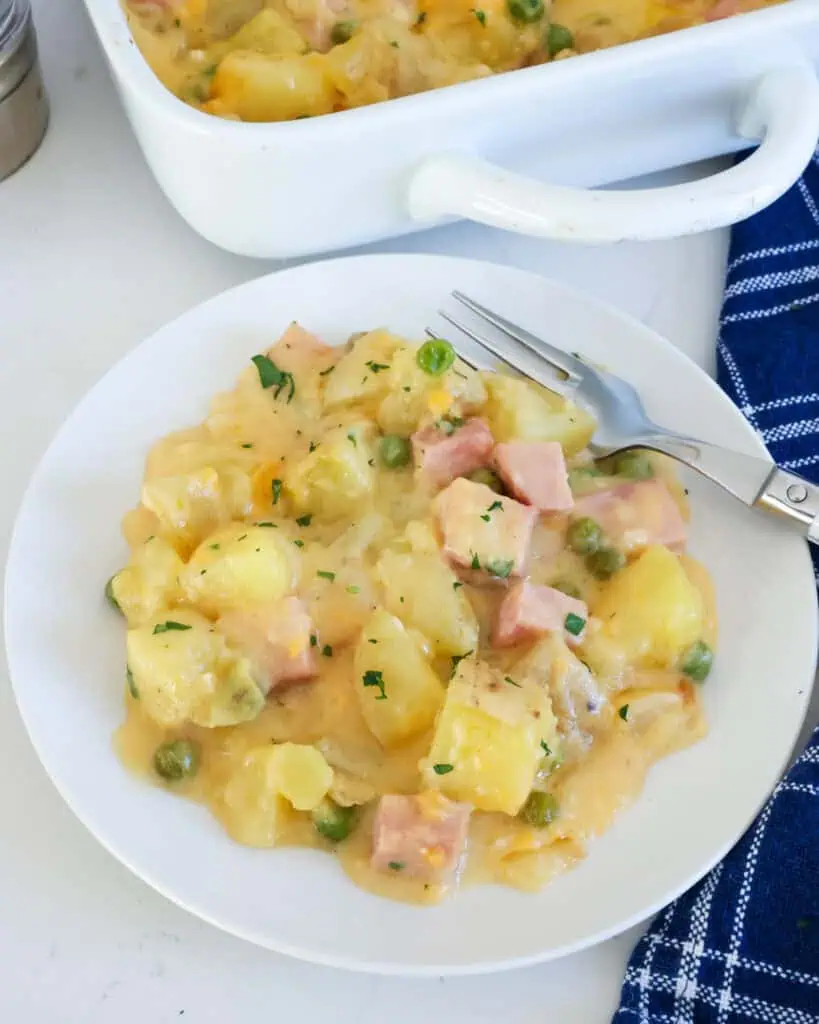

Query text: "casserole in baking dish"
[84, 0, 819, 257]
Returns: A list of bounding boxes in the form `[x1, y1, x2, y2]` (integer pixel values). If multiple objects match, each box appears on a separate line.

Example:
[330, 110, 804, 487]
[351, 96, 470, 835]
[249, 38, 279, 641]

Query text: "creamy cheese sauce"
[124, 0, 783, 122]
[111, 323, 714, 904]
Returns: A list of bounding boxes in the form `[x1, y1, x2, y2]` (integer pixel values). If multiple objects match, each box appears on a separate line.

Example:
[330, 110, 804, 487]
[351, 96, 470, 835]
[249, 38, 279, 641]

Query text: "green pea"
[614, 450, 655, 480]
[519, 791, 559, 827]
[105, 574, 122, 613]
[416, 338, 456, 376]
[379, 434, 412, 469]
[587, 546, 626, 580]
[681, 640, 714, 682]
[567, 516, 603, 555]
[468, 467, 505, 493]
[546, 21, 574, 55]
[508, 0, 545, 23]
[311, 798, 358, 842]
[330, 19, 357, 45]
[153, 739, 200, 781]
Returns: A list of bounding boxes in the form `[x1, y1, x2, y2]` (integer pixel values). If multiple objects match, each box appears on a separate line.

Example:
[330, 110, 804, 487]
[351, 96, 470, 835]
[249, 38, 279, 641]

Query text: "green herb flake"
[450, 650, 473, 678]
[472, 7, 487, 25]
[310, 634, 318, 647]
[453, 581, 463, 590]
[240, 443, 254, 449]
[322, 645, 333, 658]
[308, 440, 319, 453]
[618, 704, 630, 721]
[319, 364, 335, 376]
[564, 612, 586, 637]
[347, 432, 357, 447]
[293, 539, 305, 548]
[504, 676, 522, 688]
[368, 638, 378, 644]
[346, 585, 361, 594]
[486, 558, 514, 579]
[365, 360, 390, 374]
[402, 385, 412, 392]
[317, 570, 336, 582]
[153, 621, 193, 635]
[362, 669, 387, 700]
[209, 543, 221, 551]
[272, 478, 282, 505]
[296, 514, 313, 527]
[470, 552, 480, 570]
[433, 763, 454, 775]
[540, 740, 551, 756]
[256, 521, 277, 528]
[488, 501, 503, 512]
[480, 513, 491, 522]
[126, 666, 139, 700]
[415, 11, 427, 25]
[237, 534, 247, 541]
[390, 39, 399, 47]
[251, 354, 295, 402]
[388, 861, 405, 871]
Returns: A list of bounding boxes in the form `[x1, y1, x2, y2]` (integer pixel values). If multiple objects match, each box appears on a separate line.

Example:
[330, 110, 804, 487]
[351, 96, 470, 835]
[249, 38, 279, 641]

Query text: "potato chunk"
[126, 609, 264, 728]
[592, 545, 704, 668]
[286, 422, 376, 518]
[484, 375, 595, 456]
[354, 610, 445, 748]
[321, 330, 404, 409]
[109, 537, 184, 627]
[375, 549, 478, 656]
[421, 656, 557, 814]
[182, 523, 297, 615]
[211, 51, 336, 122]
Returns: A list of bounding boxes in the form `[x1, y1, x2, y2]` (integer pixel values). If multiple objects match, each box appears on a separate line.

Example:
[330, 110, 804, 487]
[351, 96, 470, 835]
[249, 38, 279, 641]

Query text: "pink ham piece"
[371, 792, 471, 883]
[573, 479, 687, 552]
[275, 321, 335, 359]
[494, 580, 588, 648]
[434, 477, 538, 579]
[493, 441, 573, 512]
[412, 418, 494, 490]
[217, 597, 317, 695]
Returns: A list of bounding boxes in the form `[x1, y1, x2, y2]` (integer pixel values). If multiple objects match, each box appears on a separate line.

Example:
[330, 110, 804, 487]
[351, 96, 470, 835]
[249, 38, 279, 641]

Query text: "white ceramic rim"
[5, 253, 817, 975]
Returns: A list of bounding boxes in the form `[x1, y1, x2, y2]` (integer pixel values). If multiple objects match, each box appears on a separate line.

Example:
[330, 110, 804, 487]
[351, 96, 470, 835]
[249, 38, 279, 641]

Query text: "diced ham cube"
[493, 441, 573, 512]
[275, 322, 335, 359]
[412, 418, 494, 490]
[573, 479, 687, 553]
[217, 597, 317, 695]
[371, 792, 471, 883]
[494, 580, 588, 648]
[434, 477, 538, 580]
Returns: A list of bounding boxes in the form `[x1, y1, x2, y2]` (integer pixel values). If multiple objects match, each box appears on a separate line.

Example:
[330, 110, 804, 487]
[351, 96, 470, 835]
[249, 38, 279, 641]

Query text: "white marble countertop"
[1, 2, 814, 1021]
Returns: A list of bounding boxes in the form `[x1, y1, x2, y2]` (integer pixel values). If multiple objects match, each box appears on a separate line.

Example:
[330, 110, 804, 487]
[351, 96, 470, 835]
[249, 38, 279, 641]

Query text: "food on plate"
[124, 0, 782, 123]
[109, 320, 715, 903]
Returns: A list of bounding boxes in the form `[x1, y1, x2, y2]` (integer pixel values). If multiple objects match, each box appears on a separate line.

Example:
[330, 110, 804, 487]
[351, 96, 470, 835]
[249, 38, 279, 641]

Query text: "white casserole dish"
[84, 0, 819, 259]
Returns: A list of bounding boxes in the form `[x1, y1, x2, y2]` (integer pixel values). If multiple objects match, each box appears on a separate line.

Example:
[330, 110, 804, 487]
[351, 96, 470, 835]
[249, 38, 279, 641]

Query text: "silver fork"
[430, 290, 819, 546]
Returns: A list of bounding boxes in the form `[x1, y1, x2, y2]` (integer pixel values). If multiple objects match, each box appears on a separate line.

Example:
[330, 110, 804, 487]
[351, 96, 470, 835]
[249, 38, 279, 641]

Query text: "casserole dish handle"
[407, 65, 819, 243]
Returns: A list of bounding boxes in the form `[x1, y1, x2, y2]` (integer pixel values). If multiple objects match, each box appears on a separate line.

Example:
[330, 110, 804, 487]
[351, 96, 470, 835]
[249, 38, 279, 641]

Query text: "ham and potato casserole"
[125, 0, 781, 123]
[108, 323, 716, 904]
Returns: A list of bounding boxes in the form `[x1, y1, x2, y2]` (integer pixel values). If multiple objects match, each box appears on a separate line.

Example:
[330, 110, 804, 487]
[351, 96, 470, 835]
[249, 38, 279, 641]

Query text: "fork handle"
[640, 435, 819, 545]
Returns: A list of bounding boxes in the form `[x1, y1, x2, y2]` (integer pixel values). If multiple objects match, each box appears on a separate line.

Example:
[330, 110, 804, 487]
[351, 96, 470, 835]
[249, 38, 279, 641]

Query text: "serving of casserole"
[84, 0, 819, 256]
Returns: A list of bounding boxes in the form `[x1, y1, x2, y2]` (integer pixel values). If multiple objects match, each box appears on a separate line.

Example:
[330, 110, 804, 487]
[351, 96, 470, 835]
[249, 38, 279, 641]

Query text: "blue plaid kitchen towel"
[613, 152, 819, 1022]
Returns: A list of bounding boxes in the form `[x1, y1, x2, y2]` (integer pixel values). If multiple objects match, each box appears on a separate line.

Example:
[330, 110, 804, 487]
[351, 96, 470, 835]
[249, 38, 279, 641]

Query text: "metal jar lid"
[0, 0, 48, 182]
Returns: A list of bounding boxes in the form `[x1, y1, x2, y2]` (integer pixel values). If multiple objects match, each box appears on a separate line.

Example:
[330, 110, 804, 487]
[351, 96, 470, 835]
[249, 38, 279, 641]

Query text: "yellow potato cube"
[182, 523, 297, 615]
[216, 9, 305, 57]
[212, 51, 336, 122]
[354, 610, 445, 748]
[126, 609, 264, 728]
[219, 746, 290, 848]
[268, 743, 334, 811]
[321, 330, 404, 410]
[484, 375, 596, 456]
[286, 422, 375, 518]
[592, 545, 704, 668]
[110, 537, 184, 627]
[421, 657, 555, 814]
[375, 549, 478, 656]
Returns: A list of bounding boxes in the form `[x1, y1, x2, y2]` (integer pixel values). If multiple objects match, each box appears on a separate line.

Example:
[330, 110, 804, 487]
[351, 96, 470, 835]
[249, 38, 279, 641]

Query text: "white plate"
[5, 254, 817, 976]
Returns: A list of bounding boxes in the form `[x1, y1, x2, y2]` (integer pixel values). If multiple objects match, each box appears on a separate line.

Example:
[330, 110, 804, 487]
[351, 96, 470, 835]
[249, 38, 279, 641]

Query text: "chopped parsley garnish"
[272, 478, 282, 504]
[433, 763, 454, 775]
[310, 634, 318, 647]
[415, 10, 427, 25]
[504, 676, 522, 688]
[209, 543, 220, 551]
[390, 39, 399, 47]
[237, 534, 247, 541]
[388, 861, 405, 871]
[346, 585, 360, 594]
[251, 354, 295, 402]
[153, 621, 192, 635]
[470, 552, 480, 570]
[293, 539, 305, 548]
[480, 513, 491, 522]
[485, 558, 514, 579]
[487, 500, 503, 512]
[365, 360, 390, 374]
[437, 416, 465, 436]
[296, 514, 313, 527]
[319, 364, 335, 376]
[362, 669, 387, 700]
[256, 521, 277, 528]
[540, 740, 551, 756]
[347, 432, 357, 447]
[402, 385, 411, 393]
[453, 581, 463, 590]
[618, 704, 630, 721]
[450, 651, 473, 678]
[564, 613, 586, 636]
[126, 666, 139, 700]
[317, 570, 336, 581]
[472, 8, 487, 25]
[240, 443, 254, 449]
[368, 638, 378, 644]
[322, 645, 333, 657]
[308, 440, 319, 453]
